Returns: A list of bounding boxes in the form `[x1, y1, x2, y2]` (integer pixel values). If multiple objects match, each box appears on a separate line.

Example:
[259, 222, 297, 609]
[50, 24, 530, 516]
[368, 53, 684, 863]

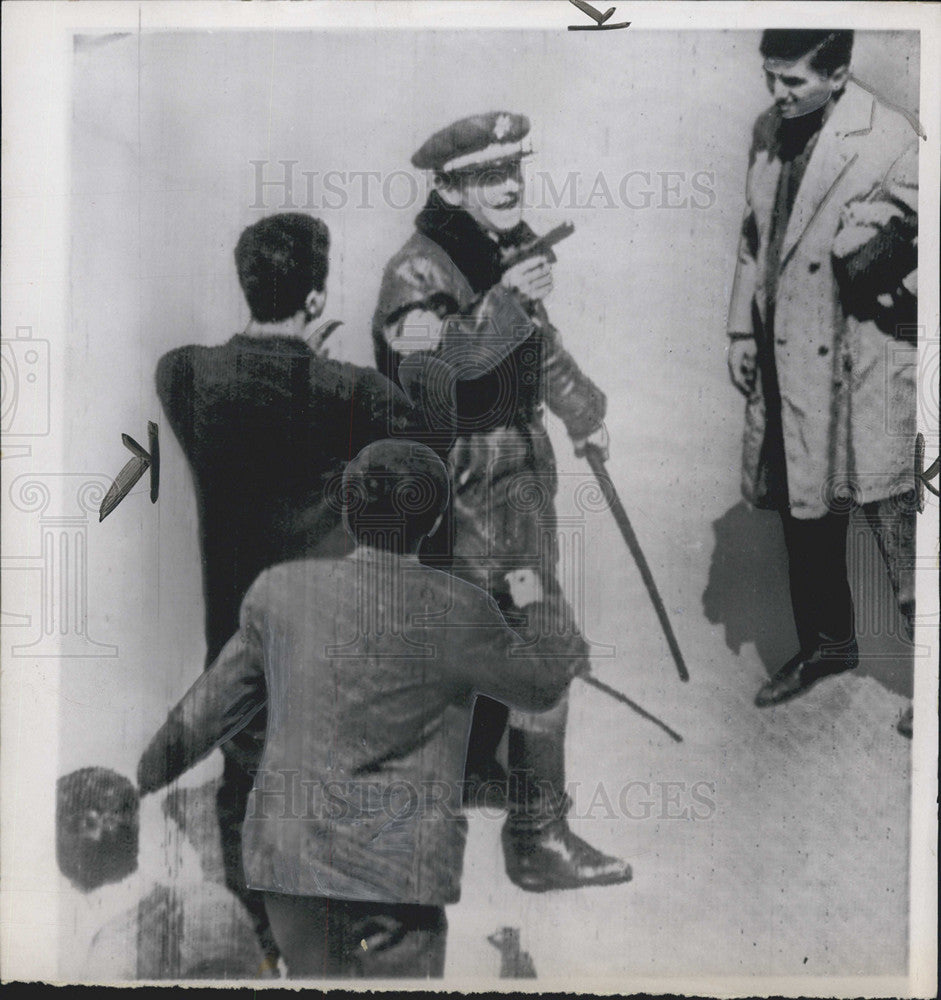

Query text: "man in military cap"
[373, 112, 631, 892]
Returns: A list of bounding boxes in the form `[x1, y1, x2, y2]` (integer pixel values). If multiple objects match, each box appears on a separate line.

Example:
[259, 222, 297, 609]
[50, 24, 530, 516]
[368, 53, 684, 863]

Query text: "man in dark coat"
[726, 31, 918, 723]
[139, 441, 590, 977]
[156, 213, 449, 962]
[372, 112, 631, 892]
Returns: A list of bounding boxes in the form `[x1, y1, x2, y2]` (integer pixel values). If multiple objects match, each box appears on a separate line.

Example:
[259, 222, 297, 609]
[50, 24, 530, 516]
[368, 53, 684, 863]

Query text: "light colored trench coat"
[727, 80, 919, 518]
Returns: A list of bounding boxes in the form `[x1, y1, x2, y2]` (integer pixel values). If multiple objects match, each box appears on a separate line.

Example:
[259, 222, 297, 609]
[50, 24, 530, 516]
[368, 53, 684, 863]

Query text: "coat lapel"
[750, 148, 781, 248]
[780, 81, 875, 266]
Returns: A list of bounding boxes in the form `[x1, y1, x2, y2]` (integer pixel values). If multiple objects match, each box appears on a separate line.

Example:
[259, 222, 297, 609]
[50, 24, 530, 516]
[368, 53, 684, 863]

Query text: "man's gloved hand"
[727, 337, 757, 397]
[501, 255, 553, 302]
[504, 568, 543, 608]
[572, 421, 609, 461]
[832, 198, 906, 260]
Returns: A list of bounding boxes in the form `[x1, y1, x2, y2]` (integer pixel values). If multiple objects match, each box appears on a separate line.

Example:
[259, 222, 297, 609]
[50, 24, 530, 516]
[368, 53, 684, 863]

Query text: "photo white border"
[1, 2, 937, 995]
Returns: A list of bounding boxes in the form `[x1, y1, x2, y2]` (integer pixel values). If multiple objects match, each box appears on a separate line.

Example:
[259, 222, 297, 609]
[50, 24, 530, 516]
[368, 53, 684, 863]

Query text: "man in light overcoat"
[726, 30, 919, 720]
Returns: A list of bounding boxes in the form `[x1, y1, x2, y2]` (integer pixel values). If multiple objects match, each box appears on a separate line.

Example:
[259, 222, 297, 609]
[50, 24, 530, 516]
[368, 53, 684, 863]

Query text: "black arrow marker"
[99, 421, 159, 522]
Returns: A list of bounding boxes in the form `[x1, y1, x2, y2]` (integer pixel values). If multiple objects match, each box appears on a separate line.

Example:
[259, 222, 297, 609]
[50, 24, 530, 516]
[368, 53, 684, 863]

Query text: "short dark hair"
[342, 440, 450, 551]
[56, 767, 139, 892]
[234, 213, 330, 323]
[760, 30, 854, 76]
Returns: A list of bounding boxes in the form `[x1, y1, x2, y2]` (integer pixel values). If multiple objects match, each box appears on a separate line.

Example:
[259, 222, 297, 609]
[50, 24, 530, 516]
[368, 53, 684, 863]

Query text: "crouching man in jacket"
[138, 440, 590, 977]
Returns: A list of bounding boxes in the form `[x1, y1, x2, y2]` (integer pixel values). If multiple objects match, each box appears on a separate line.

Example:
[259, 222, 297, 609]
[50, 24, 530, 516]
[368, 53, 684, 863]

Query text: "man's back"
[157, 333, 417, 665]
[239, 551, 582, 905]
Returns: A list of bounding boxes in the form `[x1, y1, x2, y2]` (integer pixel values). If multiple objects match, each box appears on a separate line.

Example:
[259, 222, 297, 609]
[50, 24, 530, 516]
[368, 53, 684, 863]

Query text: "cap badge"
[493, 114, 512, 140]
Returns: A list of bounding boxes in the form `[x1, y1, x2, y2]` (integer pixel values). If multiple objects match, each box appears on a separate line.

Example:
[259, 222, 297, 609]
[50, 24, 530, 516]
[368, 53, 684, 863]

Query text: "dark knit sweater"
[157, 333, 421, 665]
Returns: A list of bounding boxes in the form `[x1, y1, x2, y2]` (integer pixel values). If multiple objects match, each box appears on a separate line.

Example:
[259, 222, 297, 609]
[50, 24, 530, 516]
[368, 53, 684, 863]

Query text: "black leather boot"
[462, 696, 509, 808]
[896, 704, 913, 738]
[502, 729, 632, 892]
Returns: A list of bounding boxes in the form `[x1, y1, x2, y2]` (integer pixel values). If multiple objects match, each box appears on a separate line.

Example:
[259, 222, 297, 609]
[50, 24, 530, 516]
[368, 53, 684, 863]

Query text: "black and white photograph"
[1, 1, 938, 993]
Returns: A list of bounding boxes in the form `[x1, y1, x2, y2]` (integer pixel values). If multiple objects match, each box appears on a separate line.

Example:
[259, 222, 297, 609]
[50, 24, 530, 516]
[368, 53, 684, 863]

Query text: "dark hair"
[759, 30, 854, 76]
[56, 767, 139, 892]
[342, 440, 450, 551]
[234, 213, 330, 323]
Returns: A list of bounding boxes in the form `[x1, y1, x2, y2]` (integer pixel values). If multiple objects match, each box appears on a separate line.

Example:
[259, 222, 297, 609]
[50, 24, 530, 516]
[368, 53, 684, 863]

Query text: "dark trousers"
[435, 420, 571, 817]
[217, 751, 279, 962]
[779, 509, 855, 654]
[263, 893, 447, 978]
[780, 496, 917, 655]
[758, 313, 915, 655]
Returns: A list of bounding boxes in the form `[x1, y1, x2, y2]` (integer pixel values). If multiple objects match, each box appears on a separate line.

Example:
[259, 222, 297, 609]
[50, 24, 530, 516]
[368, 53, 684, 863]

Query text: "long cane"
[580, 673, 683, 742]
[583, 444, 690, 682]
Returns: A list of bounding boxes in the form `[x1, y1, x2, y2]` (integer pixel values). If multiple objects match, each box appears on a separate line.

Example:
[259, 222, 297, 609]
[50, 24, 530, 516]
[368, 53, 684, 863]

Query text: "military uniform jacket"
[373, 193, 605, 440]
[138, 550, 587, 905]
[727, 81, 918, 517]
[372, 195, 606, 580]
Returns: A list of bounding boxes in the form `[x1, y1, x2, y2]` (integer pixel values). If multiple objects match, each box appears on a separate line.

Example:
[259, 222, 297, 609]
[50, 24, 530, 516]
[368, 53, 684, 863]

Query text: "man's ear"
[433, 173, 463, 207]
[304, 288, 327, 322]
[828, 65, 850, 94]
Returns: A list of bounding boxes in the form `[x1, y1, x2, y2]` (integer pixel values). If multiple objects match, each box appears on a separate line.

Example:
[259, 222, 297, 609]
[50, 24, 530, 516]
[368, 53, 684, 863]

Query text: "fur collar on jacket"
[415, 191, 537, 294]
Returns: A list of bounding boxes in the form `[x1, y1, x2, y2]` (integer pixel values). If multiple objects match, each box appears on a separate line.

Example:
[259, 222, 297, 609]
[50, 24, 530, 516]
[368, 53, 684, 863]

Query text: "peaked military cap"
[412, 111, 533, 174]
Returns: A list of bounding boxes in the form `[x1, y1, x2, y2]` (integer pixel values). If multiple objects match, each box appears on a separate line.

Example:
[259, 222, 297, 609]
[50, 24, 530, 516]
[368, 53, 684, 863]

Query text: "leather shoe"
[755, 644, 858, 708]
[896, 704, 913, 739]
[501, 818, 632, 892]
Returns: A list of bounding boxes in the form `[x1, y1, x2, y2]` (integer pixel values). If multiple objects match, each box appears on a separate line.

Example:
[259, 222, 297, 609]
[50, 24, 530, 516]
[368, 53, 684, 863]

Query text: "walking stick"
[579, 673, 683, 743]
[583, 444, 690, 682]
